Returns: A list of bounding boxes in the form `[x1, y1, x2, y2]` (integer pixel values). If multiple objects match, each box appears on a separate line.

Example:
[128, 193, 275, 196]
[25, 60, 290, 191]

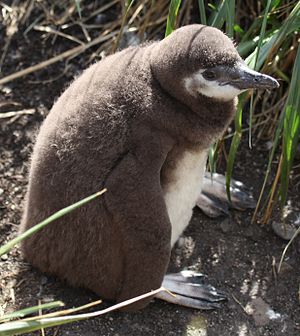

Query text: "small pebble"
[0, 85, 12, 94]
[95, 13, 108, 24]
[277, 261, 293, 274]
[272, 222, 297, 240]
[220, 218, 232, 233]
[1, 254, 8, 261]
[247, 297, 281, 327]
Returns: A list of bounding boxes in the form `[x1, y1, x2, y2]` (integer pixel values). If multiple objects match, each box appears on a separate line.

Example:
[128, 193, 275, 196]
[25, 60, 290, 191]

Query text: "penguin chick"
[20, 24, 279, 310]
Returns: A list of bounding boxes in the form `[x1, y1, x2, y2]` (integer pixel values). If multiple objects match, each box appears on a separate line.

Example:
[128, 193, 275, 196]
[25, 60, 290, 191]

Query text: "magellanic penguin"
[20, 24, 279, 310]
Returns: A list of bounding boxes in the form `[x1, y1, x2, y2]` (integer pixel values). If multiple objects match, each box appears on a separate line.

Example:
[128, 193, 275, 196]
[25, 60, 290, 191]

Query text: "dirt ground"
[1, 23, 300, 336]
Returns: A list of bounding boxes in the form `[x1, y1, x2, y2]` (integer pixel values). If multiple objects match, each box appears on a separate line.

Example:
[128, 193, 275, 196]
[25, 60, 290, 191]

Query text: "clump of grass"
[257, 41, 300, 223]
[0, 287, 166, 335]
[162, 0, 300, 221]
[198, 1, 299, 222]
[165, 0, 181, 37]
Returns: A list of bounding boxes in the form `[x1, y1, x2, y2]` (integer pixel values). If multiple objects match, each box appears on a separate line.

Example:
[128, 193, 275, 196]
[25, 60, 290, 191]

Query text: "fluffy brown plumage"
[20, 25, 241, 310]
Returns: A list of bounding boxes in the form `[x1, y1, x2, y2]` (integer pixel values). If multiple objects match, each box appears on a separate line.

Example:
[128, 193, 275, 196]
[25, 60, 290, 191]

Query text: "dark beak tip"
[265, 76, 280, 89]
[274, 79, 280, 89]
[259, 74, 280, 90]
[234, 63, 280, 90]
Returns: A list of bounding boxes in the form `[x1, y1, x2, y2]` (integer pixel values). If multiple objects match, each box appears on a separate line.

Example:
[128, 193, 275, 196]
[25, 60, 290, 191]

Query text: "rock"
[185, 315, 207, 336]
[1, 254, 8, 261]
[272, 222, 297, 240]
[220, 218, 232, 233]
[119, 26, 142, 50]
[95, 13, 108, 24]
[246, 297, 281, 327]
[277, 261, 293, 274]
[0, 85, 12, 94]
[41, 276, 48, 285]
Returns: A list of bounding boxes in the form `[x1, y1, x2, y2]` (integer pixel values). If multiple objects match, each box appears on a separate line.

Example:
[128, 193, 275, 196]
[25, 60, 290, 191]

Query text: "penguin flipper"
[196, 172, 256, 217]
[155, 271, 226, 309]
[105, 150, 172, 311]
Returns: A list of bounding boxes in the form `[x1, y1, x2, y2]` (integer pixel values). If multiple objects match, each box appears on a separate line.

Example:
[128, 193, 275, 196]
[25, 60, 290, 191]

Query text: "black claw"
[158, 272, 228, 310]
[230, 191, 256, 209]
[162, 279, 227, 302]
[155, 291, 224, 310]
[197, 193, 229, 218]
[200, 284, 227, 302]
[164, 271, 206, 284]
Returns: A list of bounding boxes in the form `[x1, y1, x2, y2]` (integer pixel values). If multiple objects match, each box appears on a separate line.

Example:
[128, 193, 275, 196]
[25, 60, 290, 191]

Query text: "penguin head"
[151, 25, 279, 102]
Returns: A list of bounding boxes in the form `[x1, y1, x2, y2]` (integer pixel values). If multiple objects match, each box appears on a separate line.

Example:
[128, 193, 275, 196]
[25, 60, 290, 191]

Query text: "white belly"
[163, 150, 208, 246]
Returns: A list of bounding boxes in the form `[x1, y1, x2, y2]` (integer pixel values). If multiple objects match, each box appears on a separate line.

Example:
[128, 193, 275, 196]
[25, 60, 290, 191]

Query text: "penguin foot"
[155, 271, 227, 310]
[196, 172, 256, 218]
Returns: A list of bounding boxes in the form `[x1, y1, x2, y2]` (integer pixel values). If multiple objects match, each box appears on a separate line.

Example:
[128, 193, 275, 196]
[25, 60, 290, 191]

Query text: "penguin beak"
[229, 63, 279, 90]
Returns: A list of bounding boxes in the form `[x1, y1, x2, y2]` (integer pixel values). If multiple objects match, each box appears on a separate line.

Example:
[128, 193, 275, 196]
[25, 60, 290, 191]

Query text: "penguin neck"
[188, 92, 237, 132]
[150, 72, 237, 147]
[174, 84, 236, 122]
[176, 89, 237, 145]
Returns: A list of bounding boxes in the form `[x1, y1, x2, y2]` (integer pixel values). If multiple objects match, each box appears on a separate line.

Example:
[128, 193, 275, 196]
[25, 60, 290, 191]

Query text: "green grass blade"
[253, 0, 272, 71]
[225, 0, 235, 38]
[22, 300, 102, 322]
[248, 94, 254, 149]
[208, 0, 235, 174]
[237, 37, 259, 57]
[239, 17, 262, 44]
[165, 0, 181, 37]
[209, 0, 226, 29]
[208, 142, 218, 174]
[240, 0, 282, 44]
[252, 38, 299, 219]
[226, 94, 245, 201]
[74, 0, 82, 19]
[0, 318, 86, 336]
[112, 0, 135, 52]
[274, 1, 300, 51]
[245, 33, 277, 69]
[252, 107, 285, 222]
[247, 0, 272, 148]
[280, 45, 300, 206]
[226, 132, 241, 202]
[0, 302, 64, 323]
[197, 0, 207, 25]
[245, 2, 300, 69]
[208, 0, 239, 183]
[0, 189, 107, 257]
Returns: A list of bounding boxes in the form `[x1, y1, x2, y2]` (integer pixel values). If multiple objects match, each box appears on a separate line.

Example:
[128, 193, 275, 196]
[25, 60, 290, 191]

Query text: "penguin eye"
[202, 70, 216, 81]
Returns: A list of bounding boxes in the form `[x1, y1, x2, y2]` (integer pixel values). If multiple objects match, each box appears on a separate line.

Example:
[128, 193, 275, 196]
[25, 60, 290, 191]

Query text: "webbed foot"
[196, 172, 256, 218]
[155, 271, 227, 309]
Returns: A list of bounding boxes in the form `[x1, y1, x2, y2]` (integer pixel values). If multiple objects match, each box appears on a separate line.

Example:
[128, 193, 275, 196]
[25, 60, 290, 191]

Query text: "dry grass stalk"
[0, 0, 175, 84]
[262, 154, 283, 224]
[0, 108, 36, 119]
[0, 32, 116, 85]
[33, 25, 85, 45]
[22, 300, 102, 322]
